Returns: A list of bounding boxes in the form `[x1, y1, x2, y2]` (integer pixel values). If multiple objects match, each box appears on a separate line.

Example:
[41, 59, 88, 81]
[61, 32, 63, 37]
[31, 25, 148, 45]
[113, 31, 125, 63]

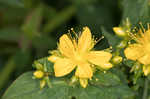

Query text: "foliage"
[0, 0, 150, 99]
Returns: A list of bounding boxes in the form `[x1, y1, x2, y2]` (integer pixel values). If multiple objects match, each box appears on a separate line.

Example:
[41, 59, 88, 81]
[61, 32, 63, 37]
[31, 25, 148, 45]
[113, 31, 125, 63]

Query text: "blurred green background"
[0, 0, 135, 97]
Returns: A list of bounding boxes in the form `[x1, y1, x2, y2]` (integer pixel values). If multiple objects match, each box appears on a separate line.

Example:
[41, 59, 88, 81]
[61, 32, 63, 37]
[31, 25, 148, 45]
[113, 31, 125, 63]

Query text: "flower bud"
[34, 61, 43, 70]
[112, 56, 122, 64]
[143, 65, 150, 76]
[33, 70, 44, 79]
[40, 80, 46, 89]
[113, 27, 126, 37]
[79, 78, 88, 88]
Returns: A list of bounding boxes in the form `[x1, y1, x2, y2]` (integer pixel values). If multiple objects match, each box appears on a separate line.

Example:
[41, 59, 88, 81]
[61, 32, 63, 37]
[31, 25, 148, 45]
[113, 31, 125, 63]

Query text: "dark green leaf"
[3, 71, 134, 99]
[91, 71, 121, 86]
[122, 0, 149, 25]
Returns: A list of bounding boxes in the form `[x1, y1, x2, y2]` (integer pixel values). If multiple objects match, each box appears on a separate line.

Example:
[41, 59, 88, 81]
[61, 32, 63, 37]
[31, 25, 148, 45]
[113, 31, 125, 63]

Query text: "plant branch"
[142, 78, 149, 99]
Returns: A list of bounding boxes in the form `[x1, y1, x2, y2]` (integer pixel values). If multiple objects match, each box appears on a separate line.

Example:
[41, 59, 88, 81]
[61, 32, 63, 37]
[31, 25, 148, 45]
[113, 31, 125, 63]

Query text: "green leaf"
[3, 71, 134, 99]
[122, 0, 149, 25]
[2, 72, 70, 99]
[91, 71, 121, 86]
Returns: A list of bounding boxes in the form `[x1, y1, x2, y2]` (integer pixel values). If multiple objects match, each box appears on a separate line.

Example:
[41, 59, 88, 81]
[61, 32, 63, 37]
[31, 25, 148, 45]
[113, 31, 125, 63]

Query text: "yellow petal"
[75, 63, 93, 78]
[124, 44, 143, 60]
[138, 54, 150, 65]
[78, 27, 94, 53]
[54, 58, 76, 77]
[87, 51, 112, 65]
[143, 65, 150, 76]
[48, 55, 60, 63]
[98, 62, 113, 69]
[59, 34, 75, 58]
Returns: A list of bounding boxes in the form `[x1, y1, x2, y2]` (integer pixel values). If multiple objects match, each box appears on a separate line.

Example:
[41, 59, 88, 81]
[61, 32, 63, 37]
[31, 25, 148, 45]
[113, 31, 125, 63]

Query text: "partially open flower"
[124, 23, 150, 76]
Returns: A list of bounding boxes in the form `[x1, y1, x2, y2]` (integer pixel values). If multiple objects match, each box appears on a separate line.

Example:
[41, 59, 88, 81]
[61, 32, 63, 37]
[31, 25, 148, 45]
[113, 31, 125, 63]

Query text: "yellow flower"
[48, 27, 112, 79]
[124, 24, 150, 75]
[124, 27, 150, 65]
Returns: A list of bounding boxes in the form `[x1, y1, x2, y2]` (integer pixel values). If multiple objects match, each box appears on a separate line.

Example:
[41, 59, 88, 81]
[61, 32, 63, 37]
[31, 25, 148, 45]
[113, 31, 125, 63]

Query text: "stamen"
[95, 35, 104, 44]
[71, 28, 78, 39]
[139, 22, 145, 33]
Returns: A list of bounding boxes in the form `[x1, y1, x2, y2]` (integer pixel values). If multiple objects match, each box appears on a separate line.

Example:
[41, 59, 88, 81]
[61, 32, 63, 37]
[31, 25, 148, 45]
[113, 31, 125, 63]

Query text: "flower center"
[73, 52, 85, 64]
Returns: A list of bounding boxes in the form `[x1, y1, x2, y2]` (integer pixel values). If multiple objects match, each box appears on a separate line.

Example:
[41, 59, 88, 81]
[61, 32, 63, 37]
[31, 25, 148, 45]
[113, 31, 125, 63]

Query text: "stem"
[0, 57, 16, 90]
[142, 78, 149, 99]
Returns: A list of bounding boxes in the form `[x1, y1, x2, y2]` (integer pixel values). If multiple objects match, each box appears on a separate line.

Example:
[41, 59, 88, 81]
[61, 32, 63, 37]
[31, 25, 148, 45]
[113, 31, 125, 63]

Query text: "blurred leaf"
[43, 5, 57, 20]
[122, 0, 149, 25]
[32, 35, 56, 50]
[43, 5, 76, 33]
[75, 0, 119, 31]
[0, 50, 31, 90]
[23, 0, 41, 8]
[3, 72, 134, 99]
[0, 6, 27, 26]
[0, 27, 21, 42]
[22, 4, 43, 39]
[0, 0, 24, 8]
[15, 50, 31, 75]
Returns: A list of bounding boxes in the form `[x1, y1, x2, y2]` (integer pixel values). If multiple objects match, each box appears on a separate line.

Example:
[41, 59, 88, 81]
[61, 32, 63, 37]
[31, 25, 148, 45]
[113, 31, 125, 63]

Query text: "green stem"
[142, 78, 149, 99]
[0, 57, 16, 90]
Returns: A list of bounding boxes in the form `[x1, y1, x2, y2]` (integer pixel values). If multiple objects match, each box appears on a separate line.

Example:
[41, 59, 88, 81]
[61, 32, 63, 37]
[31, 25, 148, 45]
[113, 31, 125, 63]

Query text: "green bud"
[112, 56, 123, 64]
[34, 61, 43, 70]
[40, 80, 46, 89]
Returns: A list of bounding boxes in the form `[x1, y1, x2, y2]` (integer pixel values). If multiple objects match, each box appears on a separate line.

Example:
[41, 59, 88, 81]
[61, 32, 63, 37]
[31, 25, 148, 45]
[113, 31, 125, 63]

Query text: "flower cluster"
[33, 24, 150, 88]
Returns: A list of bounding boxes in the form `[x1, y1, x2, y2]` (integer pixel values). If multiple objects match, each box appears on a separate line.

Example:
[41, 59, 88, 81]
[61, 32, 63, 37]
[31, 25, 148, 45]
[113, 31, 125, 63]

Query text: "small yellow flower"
[48, 27, 112, 79]
[124, 24, 150, 75]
